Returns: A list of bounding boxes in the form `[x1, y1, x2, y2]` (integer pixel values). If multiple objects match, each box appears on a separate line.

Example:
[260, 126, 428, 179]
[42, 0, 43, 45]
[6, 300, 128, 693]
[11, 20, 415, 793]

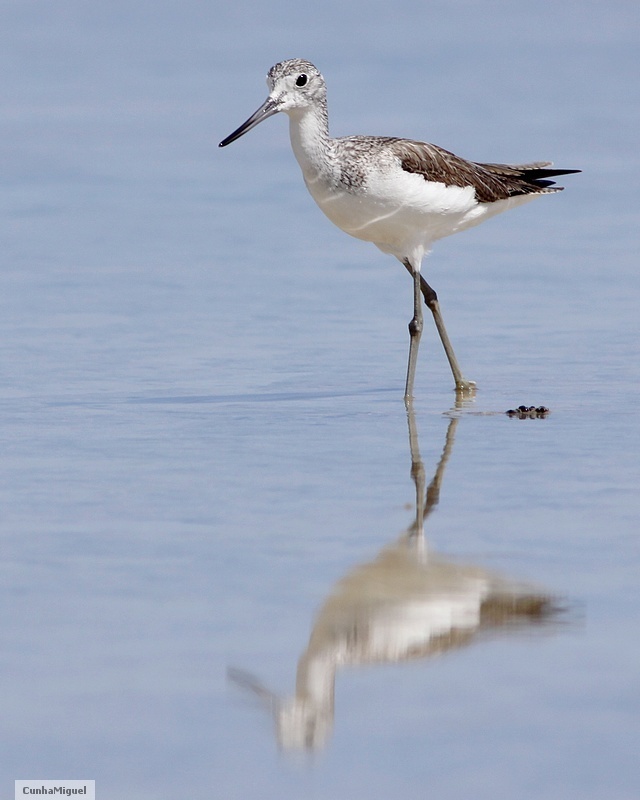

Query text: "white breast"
[288, 111, 539, 264]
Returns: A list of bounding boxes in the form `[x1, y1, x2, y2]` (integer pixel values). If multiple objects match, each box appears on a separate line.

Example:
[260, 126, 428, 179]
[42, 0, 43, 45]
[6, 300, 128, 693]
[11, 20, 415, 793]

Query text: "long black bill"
[219, 97, 280, 147]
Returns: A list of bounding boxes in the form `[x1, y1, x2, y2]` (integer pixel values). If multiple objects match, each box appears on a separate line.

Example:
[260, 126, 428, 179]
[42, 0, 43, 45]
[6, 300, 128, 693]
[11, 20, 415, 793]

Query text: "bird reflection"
[229, 409, 563, 751]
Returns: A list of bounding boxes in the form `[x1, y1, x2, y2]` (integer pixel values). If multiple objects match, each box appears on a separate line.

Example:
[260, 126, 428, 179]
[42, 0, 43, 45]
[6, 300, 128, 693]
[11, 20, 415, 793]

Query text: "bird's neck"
[287, 104, 333, 181]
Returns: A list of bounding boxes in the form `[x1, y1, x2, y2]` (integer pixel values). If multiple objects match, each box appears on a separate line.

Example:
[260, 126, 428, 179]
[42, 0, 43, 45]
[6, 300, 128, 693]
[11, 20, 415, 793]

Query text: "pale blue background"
[2, 1, 639, 798]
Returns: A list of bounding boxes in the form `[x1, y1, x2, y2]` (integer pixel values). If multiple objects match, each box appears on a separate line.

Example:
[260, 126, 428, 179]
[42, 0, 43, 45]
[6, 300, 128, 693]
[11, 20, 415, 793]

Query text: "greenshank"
[220, 59, 579, 400]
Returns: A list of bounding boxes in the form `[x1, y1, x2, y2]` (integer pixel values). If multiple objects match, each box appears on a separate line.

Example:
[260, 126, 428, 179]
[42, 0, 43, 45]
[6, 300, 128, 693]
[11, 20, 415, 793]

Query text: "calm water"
[2, 2, 639, 798]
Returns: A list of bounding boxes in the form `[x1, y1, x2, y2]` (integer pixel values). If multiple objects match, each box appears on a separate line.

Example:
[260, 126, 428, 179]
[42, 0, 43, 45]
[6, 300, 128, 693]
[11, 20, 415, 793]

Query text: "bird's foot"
[455, 379, 477, 396]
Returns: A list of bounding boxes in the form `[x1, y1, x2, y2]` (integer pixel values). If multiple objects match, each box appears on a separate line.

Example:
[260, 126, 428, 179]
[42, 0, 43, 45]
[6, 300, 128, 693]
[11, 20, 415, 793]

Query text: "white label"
[15, 781, 95, 799]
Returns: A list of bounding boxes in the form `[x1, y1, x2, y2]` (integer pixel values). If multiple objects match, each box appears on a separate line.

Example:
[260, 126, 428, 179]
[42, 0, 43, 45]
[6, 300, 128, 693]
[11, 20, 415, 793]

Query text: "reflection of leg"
[406, 411, 460, 541]
[406, 404, 425, 538]
[424, 416, 458, 521]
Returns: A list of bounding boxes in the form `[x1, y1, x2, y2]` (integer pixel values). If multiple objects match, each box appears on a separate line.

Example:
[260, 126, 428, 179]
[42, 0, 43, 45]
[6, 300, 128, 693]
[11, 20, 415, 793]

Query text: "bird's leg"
[404, 265, 423, 402]
[416, 269, 476, 394]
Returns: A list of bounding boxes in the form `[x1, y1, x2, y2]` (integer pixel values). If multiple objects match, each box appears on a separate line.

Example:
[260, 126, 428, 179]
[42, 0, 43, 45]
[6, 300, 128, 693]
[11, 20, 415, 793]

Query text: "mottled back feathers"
[392, 140, 579, 203]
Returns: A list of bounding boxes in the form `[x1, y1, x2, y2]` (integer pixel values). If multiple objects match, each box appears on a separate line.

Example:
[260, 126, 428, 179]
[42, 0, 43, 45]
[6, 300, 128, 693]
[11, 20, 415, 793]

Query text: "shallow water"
[2, 2, 639, 798]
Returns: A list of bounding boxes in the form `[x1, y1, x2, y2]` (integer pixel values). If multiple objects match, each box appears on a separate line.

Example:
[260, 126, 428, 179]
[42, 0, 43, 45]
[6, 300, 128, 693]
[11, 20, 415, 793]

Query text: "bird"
[219, 59, 579, 401]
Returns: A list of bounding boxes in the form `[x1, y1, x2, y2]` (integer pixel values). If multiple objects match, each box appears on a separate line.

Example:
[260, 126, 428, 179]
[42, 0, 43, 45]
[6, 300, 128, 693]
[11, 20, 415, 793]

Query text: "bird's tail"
[479, 161, 581, 191]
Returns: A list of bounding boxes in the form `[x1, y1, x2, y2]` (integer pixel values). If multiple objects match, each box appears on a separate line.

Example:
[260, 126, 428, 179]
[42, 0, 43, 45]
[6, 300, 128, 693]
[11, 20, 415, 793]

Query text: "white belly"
[303, 164, 537, 262]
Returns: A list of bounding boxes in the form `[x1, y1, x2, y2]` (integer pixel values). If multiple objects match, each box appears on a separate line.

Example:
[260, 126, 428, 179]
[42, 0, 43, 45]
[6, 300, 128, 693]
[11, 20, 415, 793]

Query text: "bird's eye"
[295, 74, 308, 87]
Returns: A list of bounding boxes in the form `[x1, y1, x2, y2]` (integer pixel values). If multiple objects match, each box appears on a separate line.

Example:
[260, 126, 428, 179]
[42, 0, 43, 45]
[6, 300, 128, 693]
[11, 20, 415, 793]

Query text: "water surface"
[2, 2, 639, 798]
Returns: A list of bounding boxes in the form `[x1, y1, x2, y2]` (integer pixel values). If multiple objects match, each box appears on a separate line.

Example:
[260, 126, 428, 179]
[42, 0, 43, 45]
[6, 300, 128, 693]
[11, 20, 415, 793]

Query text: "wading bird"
[220, 59, 579, 401]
